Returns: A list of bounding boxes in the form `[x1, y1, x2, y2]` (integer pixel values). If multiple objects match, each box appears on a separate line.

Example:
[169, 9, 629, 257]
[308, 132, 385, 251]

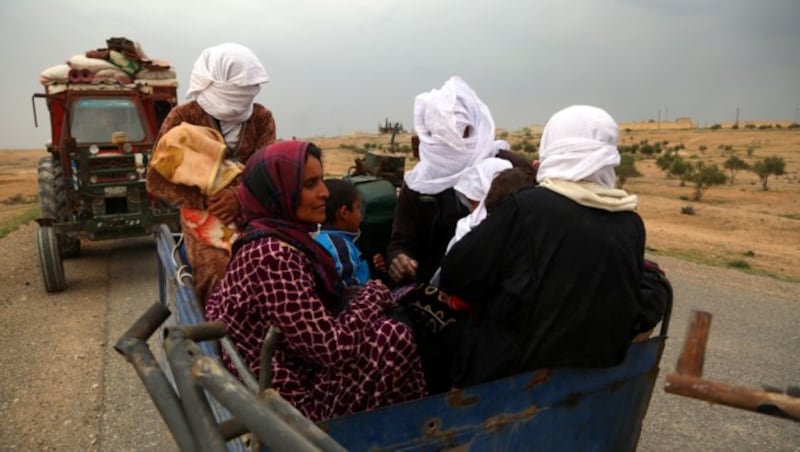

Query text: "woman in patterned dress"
[205, 140, 427, 421]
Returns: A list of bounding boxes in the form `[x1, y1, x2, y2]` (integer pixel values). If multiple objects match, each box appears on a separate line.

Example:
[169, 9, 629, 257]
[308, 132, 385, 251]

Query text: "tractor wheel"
[37, 156, 80, 257]
[36, 225, 66, 292]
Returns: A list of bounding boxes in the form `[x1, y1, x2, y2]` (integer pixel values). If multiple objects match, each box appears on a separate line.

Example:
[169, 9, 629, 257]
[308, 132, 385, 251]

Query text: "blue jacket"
[315, 229, 370, 287]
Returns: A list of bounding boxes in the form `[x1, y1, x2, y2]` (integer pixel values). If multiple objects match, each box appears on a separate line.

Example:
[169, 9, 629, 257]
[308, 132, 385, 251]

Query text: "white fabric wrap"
[454, 157, 512, 203]
[536, 105, 620, 188]
[185, 43, 269, 124]
[404, 76, 497, 194]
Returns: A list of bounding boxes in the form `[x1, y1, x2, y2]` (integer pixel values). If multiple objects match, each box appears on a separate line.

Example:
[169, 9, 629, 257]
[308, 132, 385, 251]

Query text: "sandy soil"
[1, 127, 799, 280]
[0, 126, 797, 449]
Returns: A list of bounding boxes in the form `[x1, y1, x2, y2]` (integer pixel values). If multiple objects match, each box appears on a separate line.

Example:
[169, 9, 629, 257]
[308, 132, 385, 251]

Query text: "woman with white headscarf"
[437, 105, 655, 387]
[146, 42, 276, 304]
[387, 76, 532, 284]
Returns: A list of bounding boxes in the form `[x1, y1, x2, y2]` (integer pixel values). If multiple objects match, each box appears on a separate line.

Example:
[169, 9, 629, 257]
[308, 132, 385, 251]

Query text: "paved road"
[638, 255, 799, 451]
[0, 224, 797, 450]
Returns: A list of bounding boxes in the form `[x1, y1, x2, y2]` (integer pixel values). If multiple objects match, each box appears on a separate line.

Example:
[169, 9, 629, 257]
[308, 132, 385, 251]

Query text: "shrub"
[727, 260, 751, 269]
[710, 123, 722, 130]
[732, 124, 739, 130]
[522, 141, 537, 153]
[743, 250, 755, 257]
[684, 161, 727, 201]
[616, 154, 641, 188]
[680, 205, 695, 215]
[724, 155, 750, 184]
[788, 123, 800, 129]
[699, 145, 707, 151]
[639, 144, 656, 156]
[752, 156, 787, 190]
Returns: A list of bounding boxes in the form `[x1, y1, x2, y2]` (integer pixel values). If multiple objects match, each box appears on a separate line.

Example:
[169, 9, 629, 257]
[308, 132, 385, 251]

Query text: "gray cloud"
[2, 0, 798, 149]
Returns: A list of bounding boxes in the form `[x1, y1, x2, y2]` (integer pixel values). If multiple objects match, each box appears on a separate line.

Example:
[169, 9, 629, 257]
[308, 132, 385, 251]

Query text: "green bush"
[752, 156, 787, 190]
[684, 161, 727, 201]
[727, 260, 751, 269]
[616, 154, 641, 188]
[724, 155, 750, 184]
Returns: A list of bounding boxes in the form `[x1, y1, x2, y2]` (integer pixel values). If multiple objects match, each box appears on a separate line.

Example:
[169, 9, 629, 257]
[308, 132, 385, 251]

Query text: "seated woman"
[439, 105, 650, 387]
[205, 141, 426, 421]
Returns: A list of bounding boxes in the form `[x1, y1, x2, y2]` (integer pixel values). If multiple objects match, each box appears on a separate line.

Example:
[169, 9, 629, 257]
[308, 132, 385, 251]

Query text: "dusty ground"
[2, 127, 799, 280]
[0, 127, 797, 449]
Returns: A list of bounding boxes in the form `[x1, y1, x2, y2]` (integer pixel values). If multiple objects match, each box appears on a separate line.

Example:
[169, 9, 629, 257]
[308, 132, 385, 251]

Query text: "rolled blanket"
[150, 122, 242, 196]
[150, 122, 244, 251]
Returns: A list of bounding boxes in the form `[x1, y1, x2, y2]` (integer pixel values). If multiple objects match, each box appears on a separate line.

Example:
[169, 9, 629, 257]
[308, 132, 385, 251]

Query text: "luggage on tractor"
[32, 37, 180, 292]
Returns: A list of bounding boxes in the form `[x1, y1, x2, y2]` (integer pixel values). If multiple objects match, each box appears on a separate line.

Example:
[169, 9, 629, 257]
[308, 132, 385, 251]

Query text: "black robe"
[439, 186, 645, 386]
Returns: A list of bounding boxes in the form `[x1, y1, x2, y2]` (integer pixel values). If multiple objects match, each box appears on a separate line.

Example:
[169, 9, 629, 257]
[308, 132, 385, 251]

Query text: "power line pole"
[735, 107, 740, 127]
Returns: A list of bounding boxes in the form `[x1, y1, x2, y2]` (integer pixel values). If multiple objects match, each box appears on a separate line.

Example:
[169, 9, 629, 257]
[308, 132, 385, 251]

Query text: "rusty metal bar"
[665, 309, 799, 422]
[675, 310, 711, 376]
[258, 326, 282, 392]
[220, 336, 259, 392]
[217, 417, 249, 442]
[113, 302, 196, 451]
[164, 329, 227, 451]
[175, 322, 228, 343]
[260, 389, 347, 452]
[192, 356, 325, 452]
[665, 374, 800, 422]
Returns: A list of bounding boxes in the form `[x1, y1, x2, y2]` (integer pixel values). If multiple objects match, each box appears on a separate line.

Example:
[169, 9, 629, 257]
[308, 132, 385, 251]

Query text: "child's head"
[323, 179, 362, 233]
[484, 168, 537, 215]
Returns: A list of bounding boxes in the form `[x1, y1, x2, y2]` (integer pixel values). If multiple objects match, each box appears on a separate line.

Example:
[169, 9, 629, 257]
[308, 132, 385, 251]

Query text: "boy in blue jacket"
[315, 179, 372, 286]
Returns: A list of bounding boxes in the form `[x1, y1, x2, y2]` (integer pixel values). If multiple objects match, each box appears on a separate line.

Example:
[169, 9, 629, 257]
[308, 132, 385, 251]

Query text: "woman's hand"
[208, 187, 240, 224]
[389, 253, 418, 283]
[372, 254, 387, 272]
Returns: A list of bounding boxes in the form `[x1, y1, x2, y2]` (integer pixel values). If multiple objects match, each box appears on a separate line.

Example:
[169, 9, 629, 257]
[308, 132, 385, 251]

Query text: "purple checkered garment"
[206, 236, 427, 421]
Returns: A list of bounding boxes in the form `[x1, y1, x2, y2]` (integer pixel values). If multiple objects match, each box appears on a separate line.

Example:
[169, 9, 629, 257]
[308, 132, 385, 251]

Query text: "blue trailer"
[114, 223, 671, 451]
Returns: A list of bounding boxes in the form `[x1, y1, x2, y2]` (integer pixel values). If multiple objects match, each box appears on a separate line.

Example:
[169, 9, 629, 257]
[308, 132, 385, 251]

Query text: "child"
[483, 167, 538, 215]
[314, 179, 371, 287]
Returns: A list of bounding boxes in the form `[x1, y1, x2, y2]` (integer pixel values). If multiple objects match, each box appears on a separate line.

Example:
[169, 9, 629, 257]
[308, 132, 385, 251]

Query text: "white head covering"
[404, 76, 497, 194]
[186, 43, 269, 125]
[453, 157, 513, 203]
[494, 139, 510, 152]
[444, 157, 512, 257]
[536, 105, 620, 188]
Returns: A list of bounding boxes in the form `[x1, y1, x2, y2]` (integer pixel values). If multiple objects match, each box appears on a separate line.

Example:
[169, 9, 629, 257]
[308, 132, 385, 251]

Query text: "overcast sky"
[1, 0, 798, 149]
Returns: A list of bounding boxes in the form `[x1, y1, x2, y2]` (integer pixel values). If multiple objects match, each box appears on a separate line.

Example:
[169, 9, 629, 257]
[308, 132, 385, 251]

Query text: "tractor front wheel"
[37, 155, 80, 257]
[36, 224, 66, 292]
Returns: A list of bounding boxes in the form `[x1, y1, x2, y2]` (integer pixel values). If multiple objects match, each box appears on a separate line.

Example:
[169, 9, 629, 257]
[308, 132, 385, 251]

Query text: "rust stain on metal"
[566, 392, 582, 407]
[525, 369, 552, 390]
[420, 417, 458, 444]
[446, 390, 480, 407]
[483, 405, 539, 433]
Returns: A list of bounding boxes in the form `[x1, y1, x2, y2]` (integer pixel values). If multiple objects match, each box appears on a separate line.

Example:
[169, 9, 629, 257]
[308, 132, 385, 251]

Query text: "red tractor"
[32, 38, 179, 292]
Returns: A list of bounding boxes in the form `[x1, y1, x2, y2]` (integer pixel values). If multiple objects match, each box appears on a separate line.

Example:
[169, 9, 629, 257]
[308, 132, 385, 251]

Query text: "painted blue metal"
[319, 339, 664, 451]
[154, 226, 665, 451]
[153, 225, 248, 452]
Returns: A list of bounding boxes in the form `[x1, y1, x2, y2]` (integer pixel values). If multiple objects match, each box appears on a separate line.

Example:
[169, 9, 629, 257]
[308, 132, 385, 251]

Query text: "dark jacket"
[387, 150, 534, 284]
[439, 187, 645, 386]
